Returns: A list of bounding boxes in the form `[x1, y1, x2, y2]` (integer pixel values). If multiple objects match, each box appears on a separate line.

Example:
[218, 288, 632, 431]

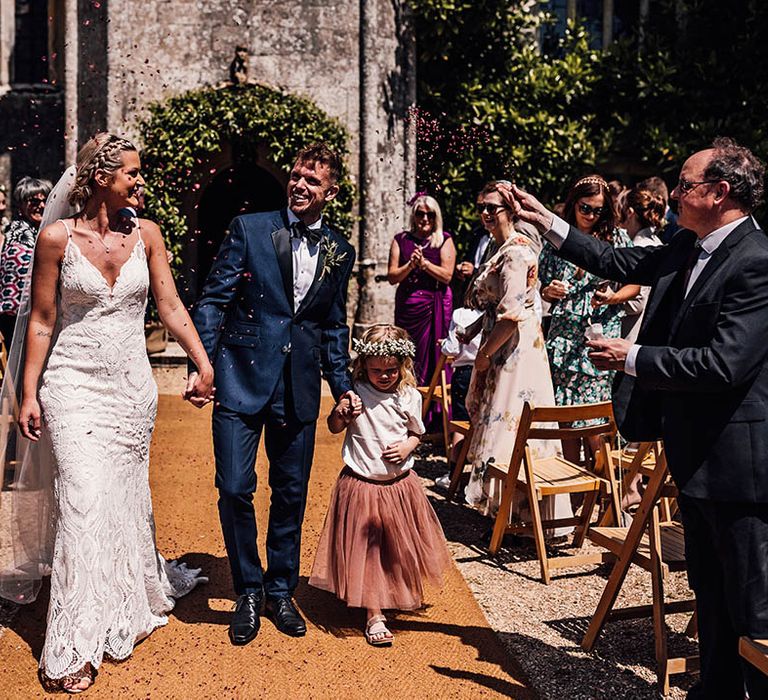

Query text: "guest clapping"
[388, 194, 456, 397]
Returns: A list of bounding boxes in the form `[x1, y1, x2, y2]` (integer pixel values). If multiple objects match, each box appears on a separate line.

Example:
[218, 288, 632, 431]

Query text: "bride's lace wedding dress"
[37, 220, 203, 680]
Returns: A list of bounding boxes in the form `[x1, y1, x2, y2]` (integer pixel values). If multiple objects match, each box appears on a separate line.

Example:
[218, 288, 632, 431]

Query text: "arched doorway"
[195, 161, 285, 295]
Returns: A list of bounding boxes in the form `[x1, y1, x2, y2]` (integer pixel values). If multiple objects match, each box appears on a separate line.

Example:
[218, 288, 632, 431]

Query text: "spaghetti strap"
[135, 216, 143, 245]
[60, 219, 72, 238]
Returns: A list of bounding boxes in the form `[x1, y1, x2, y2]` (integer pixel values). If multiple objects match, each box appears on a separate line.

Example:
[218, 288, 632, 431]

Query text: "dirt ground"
[0, 395, 532, 699]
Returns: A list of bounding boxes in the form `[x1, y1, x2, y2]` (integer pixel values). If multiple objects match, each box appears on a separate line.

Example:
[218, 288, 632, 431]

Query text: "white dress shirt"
[440, 307, 483, 367]
[287, 208, 322, 308]
[545, 213, 750, 377]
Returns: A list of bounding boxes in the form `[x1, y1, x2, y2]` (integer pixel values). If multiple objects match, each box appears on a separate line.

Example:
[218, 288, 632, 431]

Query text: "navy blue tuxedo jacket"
[191, 209, 355, 422]
[557, 217, 768, 503]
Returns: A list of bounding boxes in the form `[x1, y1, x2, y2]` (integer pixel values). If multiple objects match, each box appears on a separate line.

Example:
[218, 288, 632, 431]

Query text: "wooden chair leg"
[649, 506, 670, 695]
[489, 474, 518, 555]
[685, 610, 698, 639]
[447, 431, 472, 501]
[573, 489, 598, 548]
[526, 482, 550, 584]
[582, 455, 669, 651]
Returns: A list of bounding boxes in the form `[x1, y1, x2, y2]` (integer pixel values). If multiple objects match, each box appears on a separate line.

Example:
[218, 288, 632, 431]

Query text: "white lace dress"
[37, 220, 203, 679]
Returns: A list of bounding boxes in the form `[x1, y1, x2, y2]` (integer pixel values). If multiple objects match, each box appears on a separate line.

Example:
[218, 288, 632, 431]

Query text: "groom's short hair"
[295, 143, 342, 183]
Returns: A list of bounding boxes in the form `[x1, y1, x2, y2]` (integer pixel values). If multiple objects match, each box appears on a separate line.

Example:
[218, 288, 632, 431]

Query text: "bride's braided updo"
[69, 132, 137, 207]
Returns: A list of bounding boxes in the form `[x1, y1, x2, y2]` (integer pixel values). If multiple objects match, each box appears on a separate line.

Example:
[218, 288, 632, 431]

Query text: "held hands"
[586, 337, 632, 372]
[496, 182, 555, 235]
[19, 397, 42, 442]
[334, 390, 363, 425]
[183, 369, 216, 408]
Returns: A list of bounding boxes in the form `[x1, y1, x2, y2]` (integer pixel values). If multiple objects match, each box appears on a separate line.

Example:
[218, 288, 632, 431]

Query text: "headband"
[353, 337, 416, 359]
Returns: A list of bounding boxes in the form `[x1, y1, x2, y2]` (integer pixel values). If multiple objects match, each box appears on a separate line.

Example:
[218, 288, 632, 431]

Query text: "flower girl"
[309, 324, 451, 646]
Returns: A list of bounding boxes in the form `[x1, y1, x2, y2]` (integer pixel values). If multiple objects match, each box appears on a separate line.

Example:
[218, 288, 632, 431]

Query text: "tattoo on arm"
[35, 330, 53, 338]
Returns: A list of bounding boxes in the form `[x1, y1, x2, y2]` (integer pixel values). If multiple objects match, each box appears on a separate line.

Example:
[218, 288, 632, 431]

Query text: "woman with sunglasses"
[0, 176, 52, 348]
[539, 175, 630, 460]
[463, 181, 573, 536]
[388, 195, 456, 410]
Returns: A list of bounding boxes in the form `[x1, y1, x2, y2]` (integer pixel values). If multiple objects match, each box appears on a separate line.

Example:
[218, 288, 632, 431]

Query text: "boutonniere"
[320, 238, 347, 279]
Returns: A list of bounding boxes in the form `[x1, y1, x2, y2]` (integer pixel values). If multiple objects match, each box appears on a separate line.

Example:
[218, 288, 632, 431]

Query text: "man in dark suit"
[188, 144, 359, 645]
[503, 138, 768, 700]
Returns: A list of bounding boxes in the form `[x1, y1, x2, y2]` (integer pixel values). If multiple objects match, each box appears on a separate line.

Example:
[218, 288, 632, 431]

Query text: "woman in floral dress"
[539, 175, 630, 460]
[464, 182, 572, 535]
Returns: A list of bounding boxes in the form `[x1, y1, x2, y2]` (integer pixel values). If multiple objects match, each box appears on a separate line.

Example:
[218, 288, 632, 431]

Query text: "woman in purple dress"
[387, 195, 455, 397]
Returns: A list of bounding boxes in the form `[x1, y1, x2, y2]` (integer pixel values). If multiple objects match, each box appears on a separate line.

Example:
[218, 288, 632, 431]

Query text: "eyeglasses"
[25, 196, 46, 209]
[577, 202, 605, 217]
[415, 210, 436, 220]
[677, 177, 720, 194]
[476, 203, 508, 215]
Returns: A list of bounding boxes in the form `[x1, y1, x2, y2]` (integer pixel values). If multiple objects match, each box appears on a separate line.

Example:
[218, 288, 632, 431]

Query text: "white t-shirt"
[342, 382, 425, 481]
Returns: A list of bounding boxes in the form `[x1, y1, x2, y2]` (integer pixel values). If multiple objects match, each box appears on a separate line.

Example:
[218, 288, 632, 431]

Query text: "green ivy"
[138, 83, 356, 270]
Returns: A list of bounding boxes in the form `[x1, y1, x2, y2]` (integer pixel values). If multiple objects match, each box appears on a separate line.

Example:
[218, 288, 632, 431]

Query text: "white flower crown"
[353, 337, 416, 359]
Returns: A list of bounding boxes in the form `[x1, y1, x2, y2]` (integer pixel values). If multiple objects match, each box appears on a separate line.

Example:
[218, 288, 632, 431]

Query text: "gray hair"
[704, 137, 765, 212]
[13, 176, 52, 208]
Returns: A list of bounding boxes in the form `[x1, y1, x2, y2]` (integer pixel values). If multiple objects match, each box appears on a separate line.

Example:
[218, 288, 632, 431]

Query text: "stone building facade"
[0, 0, 415, 327]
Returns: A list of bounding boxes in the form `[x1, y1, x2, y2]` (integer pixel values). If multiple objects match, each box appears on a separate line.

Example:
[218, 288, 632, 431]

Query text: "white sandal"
[365, 615, 394, 647]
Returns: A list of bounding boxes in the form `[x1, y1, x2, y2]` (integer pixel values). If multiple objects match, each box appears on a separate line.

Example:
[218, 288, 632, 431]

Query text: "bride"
[10, 133, 214, 692]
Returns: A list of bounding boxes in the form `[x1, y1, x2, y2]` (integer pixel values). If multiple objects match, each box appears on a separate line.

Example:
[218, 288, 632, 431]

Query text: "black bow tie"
[290, 221, 322, 246]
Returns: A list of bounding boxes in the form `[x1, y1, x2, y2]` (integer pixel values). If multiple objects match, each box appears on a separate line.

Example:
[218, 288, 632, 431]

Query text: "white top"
[287, 208, 322, 307]
[342, 382, 425, 481]
[546, 212, 749, 377]
[441, 307, 483, 367]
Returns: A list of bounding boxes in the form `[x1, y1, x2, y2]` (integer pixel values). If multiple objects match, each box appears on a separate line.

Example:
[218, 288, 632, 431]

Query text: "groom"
[188, 143, 358, 645]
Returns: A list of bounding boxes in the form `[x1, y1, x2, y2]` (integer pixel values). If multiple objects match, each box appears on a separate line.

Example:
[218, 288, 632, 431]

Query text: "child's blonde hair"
[351, 324, 417, 390]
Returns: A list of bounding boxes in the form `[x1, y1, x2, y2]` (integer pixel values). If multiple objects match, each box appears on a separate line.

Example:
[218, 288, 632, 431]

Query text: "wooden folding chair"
[584, 446, 698, 694]
[740, 637, 768, 678]
[447, 419, 473, 501]
[417, 351, 451, 455]
[487, 401, 620, 584]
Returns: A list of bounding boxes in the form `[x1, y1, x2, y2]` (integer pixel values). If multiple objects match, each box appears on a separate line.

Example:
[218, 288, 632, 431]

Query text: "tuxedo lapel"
[271, 223, 294, 312]
[668, 219, 755, 339]
[296, 227, 329, 316]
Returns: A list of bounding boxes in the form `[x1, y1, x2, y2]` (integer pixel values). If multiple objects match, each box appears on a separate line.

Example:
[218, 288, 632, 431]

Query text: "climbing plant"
[138, 83, 356, 268]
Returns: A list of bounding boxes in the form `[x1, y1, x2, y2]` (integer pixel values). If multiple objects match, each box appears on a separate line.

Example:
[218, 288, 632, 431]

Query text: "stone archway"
[138, 84, 355, 302]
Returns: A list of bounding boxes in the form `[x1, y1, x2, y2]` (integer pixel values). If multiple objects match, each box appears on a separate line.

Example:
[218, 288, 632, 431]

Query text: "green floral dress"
[539, 229, 632, 417]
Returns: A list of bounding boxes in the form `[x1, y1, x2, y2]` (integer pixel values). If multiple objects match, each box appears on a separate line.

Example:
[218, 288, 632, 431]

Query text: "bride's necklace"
[83, 216, 115, 253]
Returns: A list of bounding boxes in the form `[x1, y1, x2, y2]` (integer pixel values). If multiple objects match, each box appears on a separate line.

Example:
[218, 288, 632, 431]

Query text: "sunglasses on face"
[476, 203, 508, 215]
[577, 202, 605, 217]
[415, 210, 436, 220]
[677, 177, 720, 194]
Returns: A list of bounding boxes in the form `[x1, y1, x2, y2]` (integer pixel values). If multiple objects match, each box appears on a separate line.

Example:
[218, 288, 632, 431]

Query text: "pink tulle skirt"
[309, 467, 451, 610]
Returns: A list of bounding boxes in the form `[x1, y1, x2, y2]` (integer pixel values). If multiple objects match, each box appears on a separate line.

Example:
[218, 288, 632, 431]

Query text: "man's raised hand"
[496, 182, 555, 234]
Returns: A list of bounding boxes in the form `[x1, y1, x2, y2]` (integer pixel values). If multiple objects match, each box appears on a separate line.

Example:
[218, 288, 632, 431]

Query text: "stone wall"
[103, 0, 361, 177]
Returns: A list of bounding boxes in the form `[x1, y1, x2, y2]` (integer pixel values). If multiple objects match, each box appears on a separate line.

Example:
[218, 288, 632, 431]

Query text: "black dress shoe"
[265, 596, 307, 637]
[229, 592, 263, 646]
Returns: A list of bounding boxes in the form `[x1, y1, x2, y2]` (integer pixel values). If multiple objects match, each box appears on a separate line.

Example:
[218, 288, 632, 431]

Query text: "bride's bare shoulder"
[37, 219, 70, 254]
